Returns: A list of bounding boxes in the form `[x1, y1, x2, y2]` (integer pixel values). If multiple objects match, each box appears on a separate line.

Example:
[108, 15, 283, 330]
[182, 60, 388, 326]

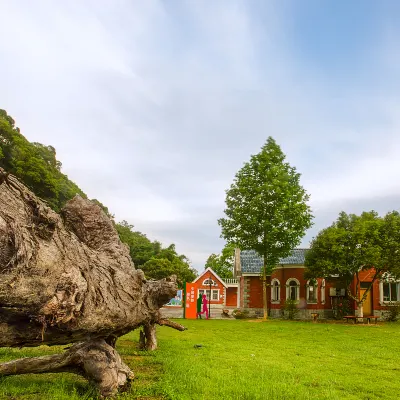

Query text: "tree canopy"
[205, 243, 235, 279]
[305, 211, 400, 316]
[115, 221, 197, 285]
[0, 109, 86, 211]
[218, 137, 313, 317]
[1, 110, 196, 286]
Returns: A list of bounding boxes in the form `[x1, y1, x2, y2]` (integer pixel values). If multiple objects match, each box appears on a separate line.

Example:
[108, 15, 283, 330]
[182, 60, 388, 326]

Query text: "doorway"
[360, 283, 373, 316]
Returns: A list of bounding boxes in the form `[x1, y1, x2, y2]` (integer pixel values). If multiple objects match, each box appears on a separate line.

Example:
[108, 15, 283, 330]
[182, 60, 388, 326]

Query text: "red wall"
[243, 268, 337, 310]
[196, 271, 224, 305]
[226, 287, 237, 307]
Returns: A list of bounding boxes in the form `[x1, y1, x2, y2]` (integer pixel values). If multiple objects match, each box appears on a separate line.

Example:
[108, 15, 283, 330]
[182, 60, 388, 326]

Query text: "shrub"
[383, 302, 400, 322]
[332, 298, 351, 320]
[282, 299, 299, 320]
[232, 309, 250, 319]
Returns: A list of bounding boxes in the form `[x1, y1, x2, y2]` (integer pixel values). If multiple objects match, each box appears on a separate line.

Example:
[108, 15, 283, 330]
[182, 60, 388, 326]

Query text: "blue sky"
[1, 0, 400, 271]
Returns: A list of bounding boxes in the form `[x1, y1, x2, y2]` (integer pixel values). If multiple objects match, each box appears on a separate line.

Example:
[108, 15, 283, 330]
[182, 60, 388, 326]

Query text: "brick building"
[193, 249, 397, 319]
[234, 248, 396, 319]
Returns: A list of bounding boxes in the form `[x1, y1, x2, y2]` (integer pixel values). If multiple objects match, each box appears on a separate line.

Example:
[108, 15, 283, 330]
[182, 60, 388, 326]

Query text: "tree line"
[217, 135, 400, 319]
[0, 109, 196, 285]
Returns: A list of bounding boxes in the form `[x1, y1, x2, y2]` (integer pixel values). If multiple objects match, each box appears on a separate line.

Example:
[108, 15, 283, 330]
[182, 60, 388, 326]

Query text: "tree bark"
[262, 256, 268, 320]
[0, 339, 134, 398]
[0, 169, 186, 396]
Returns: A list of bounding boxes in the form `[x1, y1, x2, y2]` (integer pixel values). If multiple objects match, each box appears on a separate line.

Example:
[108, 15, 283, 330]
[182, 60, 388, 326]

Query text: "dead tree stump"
[0, 169, 186, 397]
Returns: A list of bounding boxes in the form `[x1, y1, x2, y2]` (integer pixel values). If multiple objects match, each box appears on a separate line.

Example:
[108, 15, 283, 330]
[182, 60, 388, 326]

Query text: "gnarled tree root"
[0, 339, 134, 398]
[139, 319, 187, 351]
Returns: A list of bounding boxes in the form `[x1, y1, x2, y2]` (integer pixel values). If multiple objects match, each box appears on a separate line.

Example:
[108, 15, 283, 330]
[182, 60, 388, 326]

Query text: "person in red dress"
[201, 294, 209, 319]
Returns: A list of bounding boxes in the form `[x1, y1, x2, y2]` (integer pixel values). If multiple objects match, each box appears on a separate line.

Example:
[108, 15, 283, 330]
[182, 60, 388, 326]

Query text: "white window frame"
[198, 289, 220, 301]
[271, 278, 281, 303]
[380, 280, 400, 304]
[202, 278, 217, 286]
[321, 279, 326, 304]
[306, 279, 318, 304]
[286, 278, 300, 301]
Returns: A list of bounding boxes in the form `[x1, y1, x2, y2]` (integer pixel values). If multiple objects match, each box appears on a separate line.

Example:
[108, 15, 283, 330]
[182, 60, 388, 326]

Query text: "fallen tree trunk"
[0, 168, 186, 397]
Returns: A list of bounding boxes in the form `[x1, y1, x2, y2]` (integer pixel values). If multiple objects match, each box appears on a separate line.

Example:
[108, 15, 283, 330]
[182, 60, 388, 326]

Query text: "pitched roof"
[193, 267, 228, 288]
[240, 249, 308, 273]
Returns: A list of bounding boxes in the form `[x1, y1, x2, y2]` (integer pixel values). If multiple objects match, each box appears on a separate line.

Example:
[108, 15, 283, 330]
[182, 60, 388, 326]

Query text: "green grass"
[1, 319, 400, 399]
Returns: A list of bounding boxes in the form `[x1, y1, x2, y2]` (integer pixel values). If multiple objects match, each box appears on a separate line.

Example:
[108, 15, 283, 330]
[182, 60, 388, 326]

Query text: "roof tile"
[240, 249, 307, 273]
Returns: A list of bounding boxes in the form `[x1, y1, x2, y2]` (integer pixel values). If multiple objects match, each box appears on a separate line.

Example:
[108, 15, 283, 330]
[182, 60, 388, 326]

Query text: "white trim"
[286, 278, 300, 301]
[379, 280, 400, 303]
[193, 267, 228, 288]
[306, 279, 318, 304]
[202, 278, 217, 286]
[198, 288, 220, 302]
[321, 279, 326, 305]
[271, 278, 281, 303]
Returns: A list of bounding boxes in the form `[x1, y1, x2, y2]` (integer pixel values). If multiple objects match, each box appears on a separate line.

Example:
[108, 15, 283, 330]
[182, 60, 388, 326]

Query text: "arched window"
[306, 279, 318, 303]
[202, 278, 216, 286]
[321, 279, 326, 304]
[286, 278, 300, 301]
[271, 279, 280, 303]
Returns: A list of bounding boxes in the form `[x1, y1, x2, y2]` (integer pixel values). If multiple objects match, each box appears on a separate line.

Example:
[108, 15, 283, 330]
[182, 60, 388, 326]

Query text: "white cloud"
[1, 0, 400, 270]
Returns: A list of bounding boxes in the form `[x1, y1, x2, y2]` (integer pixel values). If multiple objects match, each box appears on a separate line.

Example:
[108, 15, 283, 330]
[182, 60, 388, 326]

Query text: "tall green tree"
[305, 211, 400, 317]
[205, 243, 235, 279]
[218, 137, 313, 319]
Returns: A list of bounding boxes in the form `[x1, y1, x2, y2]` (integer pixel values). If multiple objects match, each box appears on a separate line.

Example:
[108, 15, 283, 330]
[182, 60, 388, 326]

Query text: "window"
[286, 279, 300, 301]
[321, 279, 326, 304]
[198, 289, 219, 301]
[202, 278, 217, 286]
[383, 282, 399, 302]
[306, 279, 318, 303]
[271, 279, 280, 302]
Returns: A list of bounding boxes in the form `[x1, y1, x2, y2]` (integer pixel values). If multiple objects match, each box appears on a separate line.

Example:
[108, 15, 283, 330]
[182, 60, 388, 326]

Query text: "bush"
[232, 309, 250, 319]
[332, 298, 351, 320]
[282, 299, 299, 320]
[383, 302, 400, 322]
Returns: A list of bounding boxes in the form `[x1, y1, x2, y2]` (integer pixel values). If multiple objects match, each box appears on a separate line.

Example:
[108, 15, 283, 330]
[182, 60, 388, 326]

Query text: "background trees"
[305, 211, 400, 317]
[205, 243, 235, 279]
[1, 109, 196, 285]
[218, 137, 313, 318]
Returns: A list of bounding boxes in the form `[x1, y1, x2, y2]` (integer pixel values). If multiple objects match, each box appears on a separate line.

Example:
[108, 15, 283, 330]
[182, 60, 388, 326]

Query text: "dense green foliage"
[0, 110, 196, 284]
[205, 243, 235, 278]
[2, 319, 400, 399]
[305, 211, 400, 312]
[219, 137, 313, 317]
[219, 137, 313, 272]
[115, 221, 197, 285]
[0, 109, 86, 211]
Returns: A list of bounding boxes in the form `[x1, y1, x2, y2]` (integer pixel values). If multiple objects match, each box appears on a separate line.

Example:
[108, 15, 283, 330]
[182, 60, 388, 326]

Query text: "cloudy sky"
[1, 0, 400, 271]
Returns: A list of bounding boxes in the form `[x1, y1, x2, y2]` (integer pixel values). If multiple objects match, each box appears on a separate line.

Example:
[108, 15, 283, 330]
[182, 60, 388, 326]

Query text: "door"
[360, 289, 372, 316]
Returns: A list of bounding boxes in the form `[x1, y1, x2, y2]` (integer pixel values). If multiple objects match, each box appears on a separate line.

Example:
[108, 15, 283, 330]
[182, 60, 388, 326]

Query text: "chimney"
[234, 248, 241, 278]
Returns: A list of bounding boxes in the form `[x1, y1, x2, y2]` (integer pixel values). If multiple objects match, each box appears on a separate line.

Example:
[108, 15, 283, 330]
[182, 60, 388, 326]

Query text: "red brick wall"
[350, 269, 383, 312]
[196, 271, 224, 305]
[248, 277, 263, 308]
[226, 287, 237, 307]
[240, 266, 387, 314]
[242, 267, 338, 310]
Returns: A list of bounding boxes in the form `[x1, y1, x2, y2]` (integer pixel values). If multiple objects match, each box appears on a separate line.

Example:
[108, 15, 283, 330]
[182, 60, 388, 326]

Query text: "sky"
[1, 0, 400, 272]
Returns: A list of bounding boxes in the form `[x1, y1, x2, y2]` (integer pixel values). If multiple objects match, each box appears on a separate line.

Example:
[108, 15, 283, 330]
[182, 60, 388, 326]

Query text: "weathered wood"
[0, 339, 134, 398]
[0, 169, 186, 396]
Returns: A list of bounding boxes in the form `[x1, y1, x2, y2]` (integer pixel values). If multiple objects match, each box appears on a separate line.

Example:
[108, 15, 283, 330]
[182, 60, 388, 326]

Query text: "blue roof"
[240, 249, 307, 273]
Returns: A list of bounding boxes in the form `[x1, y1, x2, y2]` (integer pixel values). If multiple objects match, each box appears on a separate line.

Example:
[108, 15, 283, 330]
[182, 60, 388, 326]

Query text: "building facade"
[191, 249, 398, 319]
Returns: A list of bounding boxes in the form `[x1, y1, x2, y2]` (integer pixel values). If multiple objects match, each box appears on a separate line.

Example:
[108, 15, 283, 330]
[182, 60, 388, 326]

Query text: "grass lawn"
[1, 319, 400, 399]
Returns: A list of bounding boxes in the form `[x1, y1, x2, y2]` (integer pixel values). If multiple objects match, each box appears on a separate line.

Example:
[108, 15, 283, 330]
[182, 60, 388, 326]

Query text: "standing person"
[196, 293, 203, 319]
[202, 294, 209, 319]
